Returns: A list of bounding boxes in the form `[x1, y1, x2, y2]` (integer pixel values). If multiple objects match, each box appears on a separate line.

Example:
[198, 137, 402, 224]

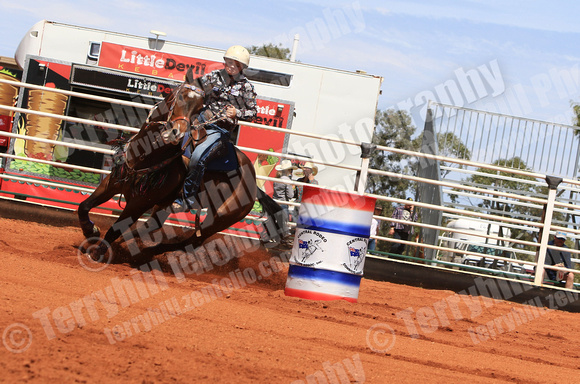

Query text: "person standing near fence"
[294, 162, 318, 201]
[368, 205, 383, 252]
[542, 231, 575, 289]
[388, 197, 418, 256]
[272, 159, 296, 220]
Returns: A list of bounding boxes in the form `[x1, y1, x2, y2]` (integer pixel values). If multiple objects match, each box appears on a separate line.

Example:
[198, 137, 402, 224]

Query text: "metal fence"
[1, 79, 579, 290]
[430, 101, 580, 180]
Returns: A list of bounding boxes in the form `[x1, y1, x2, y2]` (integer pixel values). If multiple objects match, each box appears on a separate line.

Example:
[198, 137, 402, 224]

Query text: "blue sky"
[1, 0, 580, 128]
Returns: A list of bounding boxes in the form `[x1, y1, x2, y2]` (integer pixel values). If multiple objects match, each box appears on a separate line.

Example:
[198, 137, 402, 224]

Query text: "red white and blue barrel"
[284, 186, 376, 302]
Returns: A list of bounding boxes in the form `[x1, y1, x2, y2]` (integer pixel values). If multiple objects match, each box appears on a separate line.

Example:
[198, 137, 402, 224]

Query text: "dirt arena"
[1, 217, 579, 383]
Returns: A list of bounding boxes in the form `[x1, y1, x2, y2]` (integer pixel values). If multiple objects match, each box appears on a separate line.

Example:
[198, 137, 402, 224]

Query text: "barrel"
[284, 186, 376, 302]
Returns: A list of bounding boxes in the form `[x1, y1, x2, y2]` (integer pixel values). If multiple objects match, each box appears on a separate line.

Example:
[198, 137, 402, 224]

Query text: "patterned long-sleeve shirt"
[199, 69, 257, 131]
[390, 205, 418, 234]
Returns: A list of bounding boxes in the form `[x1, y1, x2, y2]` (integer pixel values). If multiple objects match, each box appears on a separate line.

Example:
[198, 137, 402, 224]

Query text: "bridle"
[118, 81, 206, 175]
[147, 82, 205, 127]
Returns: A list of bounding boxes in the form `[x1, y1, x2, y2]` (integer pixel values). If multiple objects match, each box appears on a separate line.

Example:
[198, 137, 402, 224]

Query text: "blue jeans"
[390, 230, 409, 255]
[368, 238, 376, 251]
[181, 116, 229, 203]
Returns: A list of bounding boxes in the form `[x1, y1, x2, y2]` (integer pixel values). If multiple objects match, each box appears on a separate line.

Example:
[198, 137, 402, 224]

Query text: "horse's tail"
[256, 188, 290, 244]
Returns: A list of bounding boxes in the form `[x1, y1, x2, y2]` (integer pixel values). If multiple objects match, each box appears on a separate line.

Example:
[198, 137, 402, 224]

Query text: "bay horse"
[78, 68, 283, 262]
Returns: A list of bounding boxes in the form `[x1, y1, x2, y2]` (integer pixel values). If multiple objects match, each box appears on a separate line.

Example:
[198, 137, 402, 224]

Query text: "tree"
[437, 131, 471, 178]
[572, 102, 580, 130]
[364, 108, 422, 255]
[466, 157, 539, 213]
[366, 108, 419, 202]
[247, 44, 291, 60]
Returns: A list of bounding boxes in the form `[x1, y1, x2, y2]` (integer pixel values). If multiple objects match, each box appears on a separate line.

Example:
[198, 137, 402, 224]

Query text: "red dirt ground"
[0, 217, 579, 383]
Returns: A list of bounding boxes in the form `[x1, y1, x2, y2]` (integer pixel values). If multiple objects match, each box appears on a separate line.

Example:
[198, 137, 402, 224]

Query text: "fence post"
[534, 175, 562, 286]
[355, 142, 375, 194]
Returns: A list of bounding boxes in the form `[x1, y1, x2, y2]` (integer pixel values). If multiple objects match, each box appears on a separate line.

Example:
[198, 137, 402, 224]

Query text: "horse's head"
[124, 68, 204, 170]
[147, 67, 205, 138]
[162, 67, 205, 140]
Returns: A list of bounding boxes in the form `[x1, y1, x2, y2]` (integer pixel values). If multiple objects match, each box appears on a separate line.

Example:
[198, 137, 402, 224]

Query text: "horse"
[78, 67, 286, 262]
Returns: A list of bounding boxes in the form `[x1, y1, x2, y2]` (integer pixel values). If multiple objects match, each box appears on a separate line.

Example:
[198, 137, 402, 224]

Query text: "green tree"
[367, 109, 420, 255]
[247, 44, 291, 60]
[437, 131, 471, 178]
[366, 108, 419, 202]
[571, 101, 580, 130]
[466, 157, 539, 214]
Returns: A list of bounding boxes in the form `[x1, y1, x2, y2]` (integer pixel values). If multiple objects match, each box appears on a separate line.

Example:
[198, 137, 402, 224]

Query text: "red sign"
[98, 42, 224, 81]
[0, 115, 11, 147]
[237, 99, 293, 195]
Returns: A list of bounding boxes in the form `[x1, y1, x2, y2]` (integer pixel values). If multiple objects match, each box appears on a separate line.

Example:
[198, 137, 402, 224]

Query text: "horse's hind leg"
[128, 205, 173, 247]
[78, 175, 121, 238]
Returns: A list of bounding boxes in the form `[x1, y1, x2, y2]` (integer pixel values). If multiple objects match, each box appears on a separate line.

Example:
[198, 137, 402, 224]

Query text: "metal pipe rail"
[1, 81, 578, 289]
[0, 104, 141, 133]
[0, 153, 110, 174]
[0, 77, 154, 110]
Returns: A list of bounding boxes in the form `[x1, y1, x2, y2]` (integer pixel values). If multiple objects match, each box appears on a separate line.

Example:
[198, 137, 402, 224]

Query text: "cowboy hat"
[302, 161, 318, 176]
[275, 159, 295, 171]
[555, 231, 567, 240]
[293, 168, 305, 179]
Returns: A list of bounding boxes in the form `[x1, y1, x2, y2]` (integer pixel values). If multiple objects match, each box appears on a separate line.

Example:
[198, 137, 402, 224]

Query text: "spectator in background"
[543, 231, 575, 289]
[292, 162, 319, 221]
[272, 159, 296, 220]
[388, 197, 418, 255]
[295, 162, 319, 202]
[368, 205, 383, 252]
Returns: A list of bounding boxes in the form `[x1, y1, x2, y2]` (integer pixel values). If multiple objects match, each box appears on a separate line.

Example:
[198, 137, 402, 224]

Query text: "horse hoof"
[88, 242, 112, 264]
[83, 225, 101, 239]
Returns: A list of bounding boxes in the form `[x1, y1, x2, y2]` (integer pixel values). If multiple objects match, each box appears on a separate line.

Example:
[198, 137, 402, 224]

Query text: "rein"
[180, 108, 229, 152]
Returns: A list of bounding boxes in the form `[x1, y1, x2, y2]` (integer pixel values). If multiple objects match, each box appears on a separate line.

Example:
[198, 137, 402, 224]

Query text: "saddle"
[181, 129, 239, 172]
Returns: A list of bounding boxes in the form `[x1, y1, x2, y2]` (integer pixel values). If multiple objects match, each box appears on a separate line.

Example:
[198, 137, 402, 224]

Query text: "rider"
[173, 45, 258, 211]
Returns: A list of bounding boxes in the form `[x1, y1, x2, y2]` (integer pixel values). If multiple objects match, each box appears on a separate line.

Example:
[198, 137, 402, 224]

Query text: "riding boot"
[172, 171, 202, 212]
[172, 128, 226, 212]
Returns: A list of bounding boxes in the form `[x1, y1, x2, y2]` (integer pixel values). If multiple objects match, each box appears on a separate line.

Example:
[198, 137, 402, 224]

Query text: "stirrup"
[172, 195, 195, 213]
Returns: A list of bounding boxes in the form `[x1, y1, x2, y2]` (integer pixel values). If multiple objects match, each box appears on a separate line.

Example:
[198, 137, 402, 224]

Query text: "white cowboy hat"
[302, 161, 318, 176]
[555, 231, 567, 240]
[293, 168, 305, 179]
[275, 159, 295, 171]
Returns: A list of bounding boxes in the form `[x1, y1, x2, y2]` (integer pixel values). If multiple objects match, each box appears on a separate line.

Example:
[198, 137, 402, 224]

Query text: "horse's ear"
[185, 67, 194, 84]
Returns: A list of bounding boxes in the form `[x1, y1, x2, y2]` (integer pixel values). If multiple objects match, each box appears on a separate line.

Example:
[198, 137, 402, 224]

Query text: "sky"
[1, 0, 580, 129]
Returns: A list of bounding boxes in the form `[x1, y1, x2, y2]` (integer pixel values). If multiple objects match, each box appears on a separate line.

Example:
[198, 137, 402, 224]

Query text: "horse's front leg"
[78, 175, 120, 238]
[89, 195, 163, 262]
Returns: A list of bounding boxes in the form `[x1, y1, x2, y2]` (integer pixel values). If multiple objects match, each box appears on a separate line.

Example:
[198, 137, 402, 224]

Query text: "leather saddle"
[181, 130, 239, 172]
